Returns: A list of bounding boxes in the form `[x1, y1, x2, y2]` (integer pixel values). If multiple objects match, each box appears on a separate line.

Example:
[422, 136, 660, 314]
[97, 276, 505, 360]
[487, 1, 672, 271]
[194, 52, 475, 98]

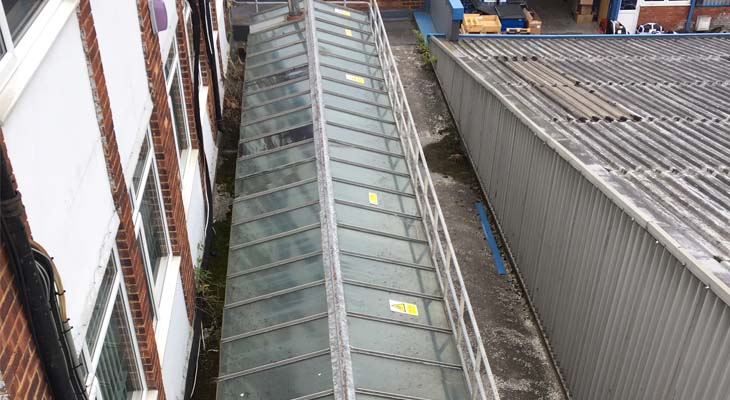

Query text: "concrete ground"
[526, 0, 600, 34]
[386, 19, 568, 400]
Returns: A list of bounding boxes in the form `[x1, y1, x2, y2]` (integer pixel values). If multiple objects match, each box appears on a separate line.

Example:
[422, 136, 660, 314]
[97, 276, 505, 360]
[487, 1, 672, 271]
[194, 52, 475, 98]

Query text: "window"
[82, 250, 146, 400]
[163, 41, 192, 177]
[131, 129, 173, 312]
[641, 0, 689, 4]
[0, 0, 48, 60]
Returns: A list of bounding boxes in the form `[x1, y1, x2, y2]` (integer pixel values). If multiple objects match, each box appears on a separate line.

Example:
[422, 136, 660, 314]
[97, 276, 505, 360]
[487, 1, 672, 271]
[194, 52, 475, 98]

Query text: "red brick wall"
[637, 5, 690, 31]
[76, 0, 167, 395]
[694, 6, 730, 28]
[136, 0, 197, 324]
[0, 131, 53, 400]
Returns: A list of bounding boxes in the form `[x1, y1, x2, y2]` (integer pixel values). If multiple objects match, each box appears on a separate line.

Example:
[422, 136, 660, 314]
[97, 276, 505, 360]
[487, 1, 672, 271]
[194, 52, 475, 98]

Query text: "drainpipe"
[685, 0, 697, 32]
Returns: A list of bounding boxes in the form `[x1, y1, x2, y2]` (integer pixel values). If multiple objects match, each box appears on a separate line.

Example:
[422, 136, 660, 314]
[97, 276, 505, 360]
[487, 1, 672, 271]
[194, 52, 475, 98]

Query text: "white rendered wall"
[161, 276, 193, 400]
[215, 0, 230, 81]
[90, 0, 152, 181]
[1, 15, 118, 351]
[158, 0, 180, 60]
[199, 86, 218, 184]
[186, 167, 206, 268]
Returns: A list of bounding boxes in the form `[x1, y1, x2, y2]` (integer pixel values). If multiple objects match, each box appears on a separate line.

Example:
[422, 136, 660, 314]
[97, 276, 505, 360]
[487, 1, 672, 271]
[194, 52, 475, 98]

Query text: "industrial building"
[0, 0, 228, 398]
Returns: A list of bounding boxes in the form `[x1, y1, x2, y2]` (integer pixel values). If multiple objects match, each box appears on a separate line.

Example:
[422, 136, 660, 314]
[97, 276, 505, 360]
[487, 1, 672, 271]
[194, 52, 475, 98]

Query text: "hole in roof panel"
[226, 255, 324, 304]
[344, 284, 449, 330]
[319, 55, 383, 79]
[220, 317, 329, 375]
[348, 317, 461, 365]
[318, 42, 379, 65]
[233, 181, 318, 221]
[242, 107, 312, 139]
[340, 254, 439, 296]
[245, 66, 308, 91]
[351, 353, 468, 400]
[246, 53, 309, 81]
[239, 124, 314, 157]
[333, 181, 418, 216]
[245, 80, 310, 108]
[316, 30, 375, 53]
[335, 203, 425, 241]
[217, 353, 333, 400]
[325, 109, 396, 137]
[237, 140, 315, 176]
[222, 283, 327, 338]
[248, 21, 305, 46]
[331, 161, 413, 194]
[244, 92, 311, 125]
[328, 142, 405, 173]
[235, 160, 316, 197]
[338, 228, 431, 267]
[231, 203, 320, 246]
[323, 93, 393, 122]
[320, 66, 385, 91]
[327, 124, 402, 155]
[228, 227, 322, 274]
[247, 43, 308, 68]
[322, 79, 389, 106]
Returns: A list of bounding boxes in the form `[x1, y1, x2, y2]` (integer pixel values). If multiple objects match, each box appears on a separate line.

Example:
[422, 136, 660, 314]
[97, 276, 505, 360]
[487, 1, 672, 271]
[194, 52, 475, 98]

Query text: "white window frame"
[131, 127, 174, 316]
[164, 40, 193, 179]
[639, 0, 691, 6]
[81, 247, 148, 400]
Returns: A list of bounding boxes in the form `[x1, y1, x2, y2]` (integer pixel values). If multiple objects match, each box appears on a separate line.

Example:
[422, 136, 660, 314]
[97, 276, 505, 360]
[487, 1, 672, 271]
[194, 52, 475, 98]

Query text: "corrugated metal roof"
[218, 3, 477, 399]
[435, 36, 730, 291]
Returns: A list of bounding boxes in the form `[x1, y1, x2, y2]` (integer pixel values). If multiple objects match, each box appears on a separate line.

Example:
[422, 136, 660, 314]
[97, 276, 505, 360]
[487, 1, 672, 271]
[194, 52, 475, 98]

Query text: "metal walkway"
[218, 1, 499, 399]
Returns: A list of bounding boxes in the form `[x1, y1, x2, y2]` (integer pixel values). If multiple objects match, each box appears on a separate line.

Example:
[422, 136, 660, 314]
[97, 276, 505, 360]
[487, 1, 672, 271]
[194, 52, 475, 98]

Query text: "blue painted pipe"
[686, 0, 698, 32]
[475, 202, 507, 275]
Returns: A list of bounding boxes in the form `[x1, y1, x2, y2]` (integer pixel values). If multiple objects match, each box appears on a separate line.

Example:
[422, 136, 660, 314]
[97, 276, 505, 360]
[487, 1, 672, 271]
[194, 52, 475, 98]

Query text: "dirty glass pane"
[245, 92, 311, 121]
[327, 124, 402, 154]
[314, 11, 370, 31]
[245, 79, 310, 108]
[247, 43, 307, 67]
[248, 21, 304, 46]
[320, 66, 385, 91]
[323, 93, 393, 121]
[325, 109, 396, 137]
[231, 203, 320, 245]
[220, 318, 329, 375]
[335, 203, 425, 240]
[348, 317, 461, 365]
[245, 66, 308, 91]
[242, 108, 312, 139]
[333, 181, 419, 216]
[217, 354, 333, 400]
[85, 257, 117, 356]
[328, 142, 406, 173]
[317, 30, 375, 53]
[240, 124, 314, 157]
[249, 4, 290, 24]
[246, 53, 309, 81]
[235, 160, 316, 197]
[319, 55, 383, 79]
[322, 79, 389, 106]
[233, 181, 318, 221]
[316, 20, 371, 42]
[226, 255, 324, 303]
[351, 353, 468, 400]
[229, 228, 322, 274]
[247, 33, 306, 56]
[338, 228, 431, 267]
[331, 161, 413, 194]
[340, 253, 439, 296]
[319, 42, 379, 65]
[222, 284, 327, 337]
[313, 1, 369, 20]
[238, 141, 315, 176]
[344, 284, 449, 329]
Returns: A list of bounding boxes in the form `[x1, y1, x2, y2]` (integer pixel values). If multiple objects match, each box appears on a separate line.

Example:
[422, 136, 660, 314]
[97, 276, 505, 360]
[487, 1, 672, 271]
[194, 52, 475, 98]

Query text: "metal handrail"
[365, 1, 500, 399]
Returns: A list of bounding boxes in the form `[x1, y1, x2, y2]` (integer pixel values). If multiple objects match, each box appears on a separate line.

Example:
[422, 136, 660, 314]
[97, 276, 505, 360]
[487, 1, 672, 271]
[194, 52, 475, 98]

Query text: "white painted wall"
[1, 15, 118, 351]
[161, 276, 193, 400]
[158, 0, 181, 60]
[215, 0, 230, 77]
[90, 0, 153, 180]
[199, 86, 218, 184]
[186, 167, 206, 268]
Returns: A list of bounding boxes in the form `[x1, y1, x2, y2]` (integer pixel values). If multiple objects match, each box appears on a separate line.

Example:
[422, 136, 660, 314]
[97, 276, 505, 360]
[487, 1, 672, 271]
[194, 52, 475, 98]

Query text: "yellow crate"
[461, 14, 501, 34]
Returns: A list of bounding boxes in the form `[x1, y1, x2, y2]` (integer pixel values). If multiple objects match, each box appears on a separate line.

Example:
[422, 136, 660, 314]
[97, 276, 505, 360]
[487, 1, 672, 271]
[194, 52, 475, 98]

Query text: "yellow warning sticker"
[368, 192, 378, 205]
[344, 28, 353, 37]
[345, 73, 364, 84]
[389, 299, 418, 316]
[334, 8, 351, 17]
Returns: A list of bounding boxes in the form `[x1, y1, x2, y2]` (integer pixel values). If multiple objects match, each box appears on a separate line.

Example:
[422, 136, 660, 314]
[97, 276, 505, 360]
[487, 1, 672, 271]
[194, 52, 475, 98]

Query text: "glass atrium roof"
[219, 2, 471, 399]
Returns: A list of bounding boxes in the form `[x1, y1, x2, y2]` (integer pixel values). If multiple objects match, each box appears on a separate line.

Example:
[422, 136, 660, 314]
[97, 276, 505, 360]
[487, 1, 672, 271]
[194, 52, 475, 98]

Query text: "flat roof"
[434, 36, 730, 293]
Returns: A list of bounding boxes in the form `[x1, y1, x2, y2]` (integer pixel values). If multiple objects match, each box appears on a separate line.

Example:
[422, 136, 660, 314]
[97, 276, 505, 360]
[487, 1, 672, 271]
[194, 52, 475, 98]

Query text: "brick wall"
[136, 0, 197, 323]
[0, 131, 53, 400]
[76, 0, 167, 395]
[694, 6, 730, 28]
[637, 5, 690, 31]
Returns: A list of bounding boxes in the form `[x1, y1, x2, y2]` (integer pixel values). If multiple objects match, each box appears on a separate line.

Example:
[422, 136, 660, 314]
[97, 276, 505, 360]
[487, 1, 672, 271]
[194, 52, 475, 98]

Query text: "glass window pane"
[331, 160, 413, 194]
[247, 43, 307, 67]
[323, 93, 393, 121]
[313, 2, 369, 22]
[248, 21, 304, 45]
[327, 124, 402, 154]
[321, 66, 385, 91]
[328, 142, 406, 173]
[317, 29, 375, 52]
[322, 78, 390, 106]
[164, 43, 176, 80]
[320, 55, 383, 79]
[341, 254, 440, 297]
[244, 92, 311, 121]
[239, 124, 314, 157]
[314, 11, 370, 31]
[335, 203, 425, 240]
[338, 227, 431, 267]
[242, 108, 312, 139]
[85, 257, 117, 357]
[344, 284, 449, 330]
[246, 54, 309, 81]
[245, 66, 308, 92]
[140, 167, 169, 282]
[96, 293, 143, 400]
[316, 21, 371, 42]
[131, 137, 150, 197]
[235, 160, 317, 197]
[226, 255, 324, 303]
[319, 42, 379, 65]
[228, 228, 322, 274]
[237, 141, 315, 176]
[169, 71, 190, 159]
[231, 203, 320, 246]
[244, 79, 310, 108]
[325, 109, 396, 137]
[2, 0, 46, 42]
[247, 31, 306, 55]
[333, 181, 419, 216]
[233, 181, 318, 221]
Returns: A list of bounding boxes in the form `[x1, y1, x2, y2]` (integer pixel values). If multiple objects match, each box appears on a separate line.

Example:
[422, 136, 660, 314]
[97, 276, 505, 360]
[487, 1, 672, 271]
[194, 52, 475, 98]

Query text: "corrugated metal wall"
[430, 41, 730, 399]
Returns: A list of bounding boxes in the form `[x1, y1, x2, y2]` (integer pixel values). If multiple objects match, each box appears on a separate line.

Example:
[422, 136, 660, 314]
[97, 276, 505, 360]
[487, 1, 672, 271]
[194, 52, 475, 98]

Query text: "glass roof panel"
[239, 124, 314, 156]
[319, 55, 383, 79]
[233, 181, 319, 221]
[338, 227, 432, 267]
[242, 107, 312, 139]
[247, 43, 308, 66]
[246, 53, 309, 81]
[248, 21, 305, 46]
[245, 79, 310, 108]
[322, 79, 390, 106]
[335, 203, 425, 241]
[226, 254, 324, 304]
[313, 1, 370, 22]
[320, 66, 385, 91]
[333, 181, 419, 216]
[237, 141, 315, 176]
[322, 93, 393, 121]
[327, 124, 402, 154]
[343, 284, 449, 330]
[248, 32, 306, 55]
[328, 142, 405, 173]
[228, 228, 322, 274]
[235, 160, 316, 197]
[231, 203, 320, 245]
[245, 66, 309, 92]
[316, 30, 376, 53]
[318, 42, 380, 65]
[341, 253, 439, 296]
[316, 20, 371, 42]
[325, 108, 396, 137]
[331, 160, 413, 194]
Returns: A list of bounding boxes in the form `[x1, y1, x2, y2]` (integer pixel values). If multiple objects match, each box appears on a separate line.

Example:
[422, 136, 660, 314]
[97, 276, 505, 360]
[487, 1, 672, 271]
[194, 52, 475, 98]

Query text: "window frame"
[163, 40, 193, 179]
[81, 247, 148, 400]
[0, 0, 58, 69]
[639, 0, 691, 6]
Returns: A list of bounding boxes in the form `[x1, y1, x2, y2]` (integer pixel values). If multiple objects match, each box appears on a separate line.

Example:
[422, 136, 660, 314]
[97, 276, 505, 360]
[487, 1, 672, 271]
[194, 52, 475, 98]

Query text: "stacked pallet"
[461, 14, 502, 34]
[571, 0, 594, 24]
